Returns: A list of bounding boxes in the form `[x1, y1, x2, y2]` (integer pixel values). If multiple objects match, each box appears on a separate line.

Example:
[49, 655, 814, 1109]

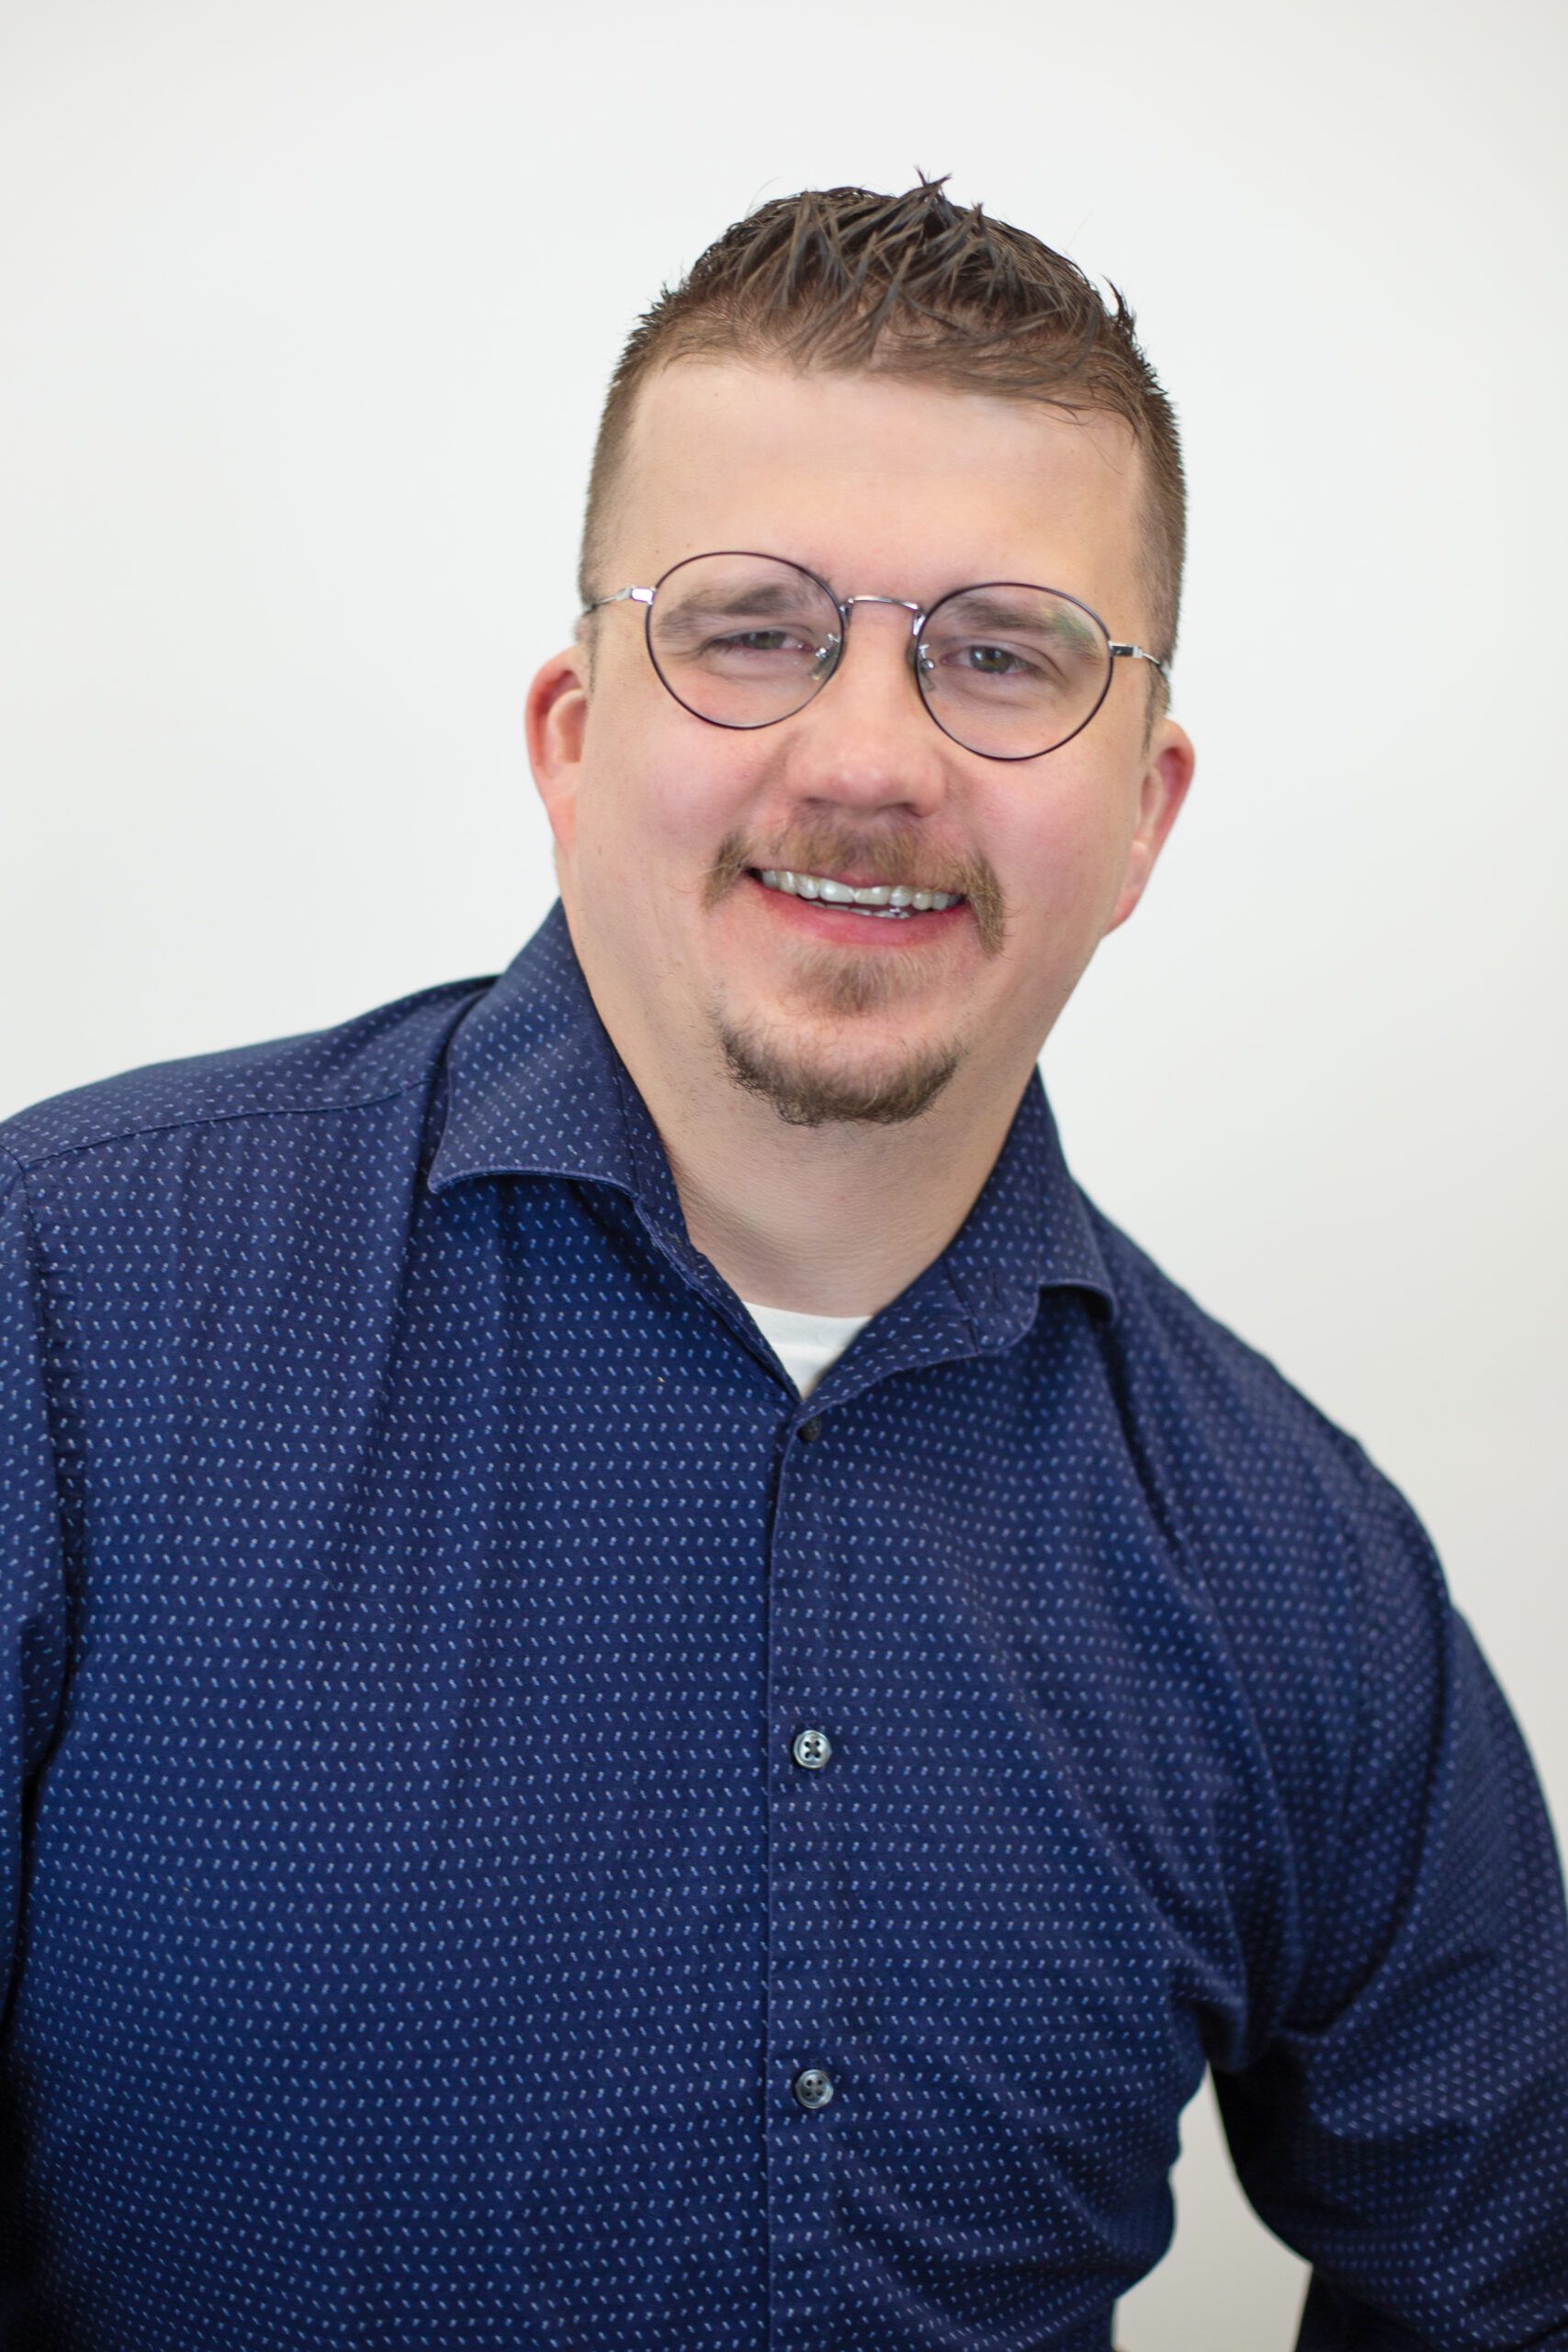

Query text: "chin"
[715, 1015, 964, 1130]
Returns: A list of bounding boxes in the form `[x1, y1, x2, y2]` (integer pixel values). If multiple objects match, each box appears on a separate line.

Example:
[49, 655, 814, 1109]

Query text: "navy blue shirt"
[1, 900, 1564, 2350]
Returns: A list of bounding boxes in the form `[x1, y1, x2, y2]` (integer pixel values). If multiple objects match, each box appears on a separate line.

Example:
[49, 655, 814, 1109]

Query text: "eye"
[956, 641, 1036, 677]
[935, 638, 1053, 687]
[695, 623, 824, 670]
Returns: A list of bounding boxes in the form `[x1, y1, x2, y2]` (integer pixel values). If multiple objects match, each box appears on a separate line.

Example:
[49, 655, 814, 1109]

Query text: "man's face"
[528, 359, 1192, 1129]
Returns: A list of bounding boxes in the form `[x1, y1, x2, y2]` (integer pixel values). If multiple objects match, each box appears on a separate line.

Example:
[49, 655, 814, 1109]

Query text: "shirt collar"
[426, 899, 1118, 1337]
[428, 899, 634, 1199]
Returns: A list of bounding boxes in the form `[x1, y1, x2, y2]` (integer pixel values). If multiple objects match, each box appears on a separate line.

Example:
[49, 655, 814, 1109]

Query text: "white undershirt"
[740, 1298, 873, 1398]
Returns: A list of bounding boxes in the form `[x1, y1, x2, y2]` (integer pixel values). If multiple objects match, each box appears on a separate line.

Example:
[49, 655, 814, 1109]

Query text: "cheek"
[576, 729, 766, 912]
[581, 718, 772, 885]
[995, 774, 1142, 950]
[999, 781, 1118, 899]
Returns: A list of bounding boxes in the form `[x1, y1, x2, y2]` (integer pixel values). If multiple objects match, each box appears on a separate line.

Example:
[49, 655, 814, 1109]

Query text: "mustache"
[704, 826, 1008, 957]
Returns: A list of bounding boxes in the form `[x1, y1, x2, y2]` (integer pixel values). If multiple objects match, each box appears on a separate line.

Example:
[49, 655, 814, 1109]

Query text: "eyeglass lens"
[643, 552, 1114, 759]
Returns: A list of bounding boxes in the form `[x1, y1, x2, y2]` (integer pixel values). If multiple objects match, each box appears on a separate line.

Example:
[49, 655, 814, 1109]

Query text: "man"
[0, 179, 1562, 2350]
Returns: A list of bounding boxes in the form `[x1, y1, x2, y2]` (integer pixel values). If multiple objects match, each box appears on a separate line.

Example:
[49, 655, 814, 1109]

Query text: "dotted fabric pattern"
[0, 899, 1564, 2352]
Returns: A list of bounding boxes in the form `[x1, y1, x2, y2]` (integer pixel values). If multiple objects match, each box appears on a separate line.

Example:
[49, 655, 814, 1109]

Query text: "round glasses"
[584, 550, 1167, 762]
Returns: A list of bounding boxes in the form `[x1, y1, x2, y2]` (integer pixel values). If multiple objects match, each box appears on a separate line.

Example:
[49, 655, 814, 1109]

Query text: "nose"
[778, 598, 953, 819]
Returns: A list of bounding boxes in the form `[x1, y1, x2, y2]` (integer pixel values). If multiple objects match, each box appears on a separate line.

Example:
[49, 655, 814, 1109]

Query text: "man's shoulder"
[1074, 1190, 1417, 1584]
[1066, 1193, 1456, 1877]
[0, 971, 494, 1184]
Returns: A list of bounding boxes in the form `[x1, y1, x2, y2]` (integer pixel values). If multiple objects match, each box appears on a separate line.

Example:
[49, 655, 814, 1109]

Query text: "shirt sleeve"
[1212, 1461, 1568, 2348]
[0, 1159, 71, 2324]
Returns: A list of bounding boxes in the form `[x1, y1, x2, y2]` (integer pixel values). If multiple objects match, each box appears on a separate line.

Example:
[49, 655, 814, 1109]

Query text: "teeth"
[756, 869, 962, 910]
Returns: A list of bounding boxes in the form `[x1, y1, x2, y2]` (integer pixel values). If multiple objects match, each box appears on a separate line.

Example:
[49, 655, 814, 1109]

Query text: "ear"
[525, 643, 592, 856]
[1102, 719, 1195, 936]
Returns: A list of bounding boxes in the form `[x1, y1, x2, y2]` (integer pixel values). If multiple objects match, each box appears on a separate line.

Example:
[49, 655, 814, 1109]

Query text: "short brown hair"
[579, 177, 1187, 700]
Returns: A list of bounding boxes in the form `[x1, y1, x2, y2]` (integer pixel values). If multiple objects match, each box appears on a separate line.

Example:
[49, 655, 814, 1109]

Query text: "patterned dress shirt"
[1, 899, 1564, 2351]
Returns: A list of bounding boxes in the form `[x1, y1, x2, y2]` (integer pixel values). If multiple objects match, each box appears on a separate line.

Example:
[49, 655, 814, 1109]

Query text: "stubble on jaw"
[700, 827, 1005, 1129]
[719, 1038, 961, 1126]
[716, 961, 964, 1126]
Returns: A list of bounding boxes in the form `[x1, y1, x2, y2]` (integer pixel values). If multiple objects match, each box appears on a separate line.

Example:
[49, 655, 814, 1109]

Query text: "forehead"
[611, 357, 1148, 620]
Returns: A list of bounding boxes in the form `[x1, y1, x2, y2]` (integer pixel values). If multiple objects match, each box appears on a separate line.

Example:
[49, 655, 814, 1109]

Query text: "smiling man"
[1, 182, 1564, 2351]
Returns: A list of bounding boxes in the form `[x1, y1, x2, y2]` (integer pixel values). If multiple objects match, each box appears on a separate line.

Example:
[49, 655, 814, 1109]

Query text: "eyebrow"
[932, 591, 1095, 641]
[658, 579, 827, 633]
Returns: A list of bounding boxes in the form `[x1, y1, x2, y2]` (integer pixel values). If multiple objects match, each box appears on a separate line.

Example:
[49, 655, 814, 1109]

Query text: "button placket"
[765, 1396, 841, 2338]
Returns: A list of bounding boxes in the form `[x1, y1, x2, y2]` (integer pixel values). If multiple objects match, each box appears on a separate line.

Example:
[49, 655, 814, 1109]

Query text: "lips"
[751, 867, 964, 915]
[704, 825, 1004, 957]
[746, 869, 967, 938]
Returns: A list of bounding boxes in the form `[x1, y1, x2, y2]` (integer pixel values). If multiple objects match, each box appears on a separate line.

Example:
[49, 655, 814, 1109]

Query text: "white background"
[2, 2, 1563, 2339]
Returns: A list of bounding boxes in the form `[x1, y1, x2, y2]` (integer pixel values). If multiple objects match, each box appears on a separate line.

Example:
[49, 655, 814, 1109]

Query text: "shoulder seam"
[1, 1074, 428, 1177]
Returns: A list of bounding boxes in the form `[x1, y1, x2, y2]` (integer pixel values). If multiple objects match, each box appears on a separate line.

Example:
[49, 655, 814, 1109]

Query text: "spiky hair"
[580, 175, 1185, 683]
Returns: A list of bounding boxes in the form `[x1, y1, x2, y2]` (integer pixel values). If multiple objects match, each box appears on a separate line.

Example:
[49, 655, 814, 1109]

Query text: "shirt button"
[792, 1726, 833, 1770]
[792, 2067, 834, 2110]
[798, 1418, 823, 1441]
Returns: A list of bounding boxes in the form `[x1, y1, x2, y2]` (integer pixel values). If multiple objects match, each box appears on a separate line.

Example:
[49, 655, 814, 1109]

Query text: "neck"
[663, 1096, 1021, 1317]
[592, 988, 1031, 1319]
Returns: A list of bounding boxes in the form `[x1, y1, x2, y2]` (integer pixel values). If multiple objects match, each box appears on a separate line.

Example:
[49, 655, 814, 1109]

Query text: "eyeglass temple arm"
[581, 587, 655, 616]
[1110, 642, 1168, 682]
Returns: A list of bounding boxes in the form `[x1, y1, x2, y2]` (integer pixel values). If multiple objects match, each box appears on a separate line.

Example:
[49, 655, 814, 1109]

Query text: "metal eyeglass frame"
[582, 548, 1168, 762]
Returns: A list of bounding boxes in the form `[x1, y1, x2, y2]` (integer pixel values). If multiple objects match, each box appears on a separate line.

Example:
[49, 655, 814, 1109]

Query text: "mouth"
[749, 867, 966, 922]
